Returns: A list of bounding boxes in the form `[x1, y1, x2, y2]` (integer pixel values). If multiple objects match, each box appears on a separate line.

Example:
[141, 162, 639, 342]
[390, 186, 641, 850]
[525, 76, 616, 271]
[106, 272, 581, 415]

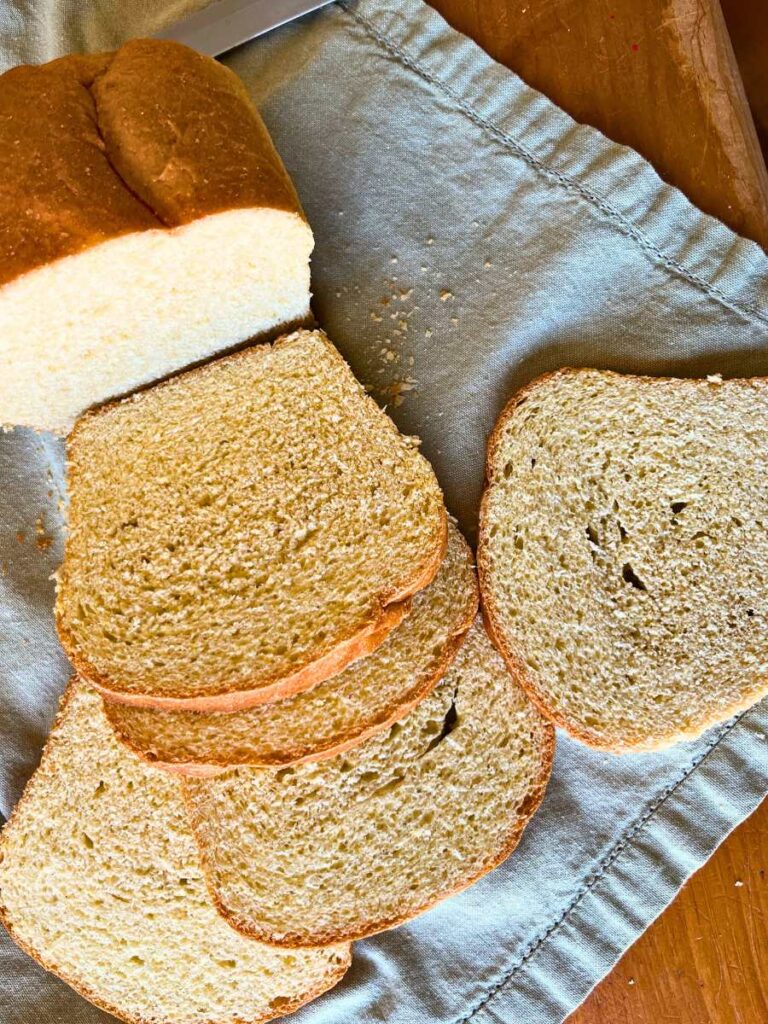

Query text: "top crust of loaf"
[56, 330, 447, 711]
[479, 367, 768, 752]
[0, 39, 303, 287]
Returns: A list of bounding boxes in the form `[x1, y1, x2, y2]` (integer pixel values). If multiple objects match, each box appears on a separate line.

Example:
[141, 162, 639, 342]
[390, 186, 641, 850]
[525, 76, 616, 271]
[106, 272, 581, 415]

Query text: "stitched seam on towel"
[453, 711, 748, 1023]
[340, 2, 768, 331]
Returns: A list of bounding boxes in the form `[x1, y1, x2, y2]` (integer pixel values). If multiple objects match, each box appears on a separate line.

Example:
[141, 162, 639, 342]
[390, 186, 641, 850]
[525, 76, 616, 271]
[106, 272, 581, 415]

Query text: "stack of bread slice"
[0, 38, 554, 1024]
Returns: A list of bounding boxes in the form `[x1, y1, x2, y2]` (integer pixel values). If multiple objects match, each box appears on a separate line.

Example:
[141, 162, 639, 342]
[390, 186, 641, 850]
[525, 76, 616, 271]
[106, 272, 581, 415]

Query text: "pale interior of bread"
[0, 682, 349, 1024]
[105, 521, 477, 769]
[481, 371, 768, 751]
[184, 620, 552, 945]
[0, 208, 312, 433]
[57, 330, 445, 706]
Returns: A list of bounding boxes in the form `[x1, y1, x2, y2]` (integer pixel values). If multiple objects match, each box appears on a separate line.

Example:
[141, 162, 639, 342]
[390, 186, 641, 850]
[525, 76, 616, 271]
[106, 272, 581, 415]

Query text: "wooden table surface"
[426, 1, 768, 1021]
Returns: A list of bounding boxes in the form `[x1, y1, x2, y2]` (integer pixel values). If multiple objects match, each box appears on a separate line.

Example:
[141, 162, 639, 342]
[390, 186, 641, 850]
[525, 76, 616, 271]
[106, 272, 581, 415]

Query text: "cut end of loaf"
[480, 368, 768, 752]
[0, 208, 313, 433]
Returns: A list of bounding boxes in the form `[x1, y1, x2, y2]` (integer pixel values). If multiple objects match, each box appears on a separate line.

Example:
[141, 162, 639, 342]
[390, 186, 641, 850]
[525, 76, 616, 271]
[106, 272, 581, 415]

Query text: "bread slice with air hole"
[105, 520, 477, 774]
[479, 368, 768, 753]
[56, 328, 447, 713]
[183, 619, 554, 946]
[0, 680, 350, 1024]
[0, 39, 313, 433]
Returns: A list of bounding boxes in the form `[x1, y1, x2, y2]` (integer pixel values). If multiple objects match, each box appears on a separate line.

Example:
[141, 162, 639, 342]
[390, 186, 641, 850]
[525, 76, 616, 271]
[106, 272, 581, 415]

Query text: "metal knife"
[155, 0, 336, 57]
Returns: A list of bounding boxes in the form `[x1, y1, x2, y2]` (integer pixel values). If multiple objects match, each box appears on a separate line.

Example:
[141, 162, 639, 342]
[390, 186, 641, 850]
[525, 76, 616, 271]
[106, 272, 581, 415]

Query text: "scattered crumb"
[35, 515, 52, 551]
[400, 288, 413, 300]
[627, 978, 635, 986]
[335, 290, 342, 298]
[484, 259, 493, 268]
[451, 317, 459, 325]
[426, 237, 434, 246]
[15, 531, 25, 544]
[707, 374, 723, 384]
[379, 296, 391, 306]
[734, 880, 744, 887]
[425, 329, 433, 338]
[440, 290, 453, 301]
[421, 265, 428, 273]
[408, 356, 414, 366]
[370, 312, 383, 322]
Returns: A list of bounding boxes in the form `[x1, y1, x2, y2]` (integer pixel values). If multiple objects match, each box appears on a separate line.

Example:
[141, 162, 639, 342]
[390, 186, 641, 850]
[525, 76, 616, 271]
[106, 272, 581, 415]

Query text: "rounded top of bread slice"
[183, 619, 554, 946]
[56, 329, 447, 711]
[0, 39, 313, 432]
[105, 520, 478, 772]
[0, 680, 350, 1024]
[479, 368, 768, 752]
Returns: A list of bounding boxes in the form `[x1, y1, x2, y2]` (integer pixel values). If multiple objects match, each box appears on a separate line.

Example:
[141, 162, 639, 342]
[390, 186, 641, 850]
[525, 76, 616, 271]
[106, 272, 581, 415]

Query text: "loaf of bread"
[479, 368, 768, 751]
[56, 329, 447, 712]
[0, 680, 350, 1024]
[183, 620, 554, 946]
[0, 39, 313, 433]
[104, 521, 477, 773]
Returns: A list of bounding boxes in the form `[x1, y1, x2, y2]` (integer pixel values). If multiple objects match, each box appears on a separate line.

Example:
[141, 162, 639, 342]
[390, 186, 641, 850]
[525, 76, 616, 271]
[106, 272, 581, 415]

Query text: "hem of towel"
[339, 0, 768, 331]
[336, 1, 768, 1021]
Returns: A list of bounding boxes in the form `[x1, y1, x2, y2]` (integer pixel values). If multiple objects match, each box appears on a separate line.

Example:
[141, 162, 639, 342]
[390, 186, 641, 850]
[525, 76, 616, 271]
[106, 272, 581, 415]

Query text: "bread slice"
[184, 619, 554, 946]
[0, 39, 313, 433]
[0, 680, 350, 1024]
[479, 368, 768, 753]
[104, 521, 478, 774]
[56, 329, 447, 712]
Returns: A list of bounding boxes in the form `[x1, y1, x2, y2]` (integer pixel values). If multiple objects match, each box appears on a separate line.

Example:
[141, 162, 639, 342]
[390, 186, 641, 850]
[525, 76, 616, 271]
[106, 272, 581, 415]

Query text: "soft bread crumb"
[57, 330, 446, 709]
[0, 681, 350, 1024]
[480, 368, 768, 752]
[184, 620, 553, 946]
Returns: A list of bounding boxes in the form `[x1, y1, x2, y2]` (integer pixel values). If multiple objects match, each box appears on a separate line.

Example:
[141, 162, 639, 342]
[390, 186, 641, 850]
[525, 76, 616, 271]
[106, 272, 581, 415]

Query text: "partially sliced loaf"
[0, 39, 313, 433]
[184, 619, 554, 946]
[105, 521, 478, 773]
[0, 680, 350, 1024]
[479, 368, 768, 752]
[56, 329, 447, 712]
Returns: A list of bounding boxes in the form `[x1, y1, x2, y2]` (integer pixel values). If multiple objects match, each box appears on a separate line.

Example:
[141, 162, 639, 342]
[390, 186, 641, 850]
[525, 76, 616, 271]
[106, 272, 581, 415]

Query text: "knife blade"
[155, 0, 336, 57]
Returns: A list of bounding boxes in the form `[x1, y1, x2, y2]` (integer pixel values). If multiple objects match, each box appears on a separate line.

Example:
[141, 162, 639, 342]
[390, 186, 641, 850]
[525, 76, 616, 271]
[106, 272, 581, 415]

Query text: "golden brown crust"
[91, 39, 303, 225]
[76, 598, 411, 713]
[0, 677, 351, 1024]
[104, 534, 478, 773]
[183, 621, 555, 948]
[0, 39, 304, 288]
[478, 366, 768, 753]
[57, 331, 448, 713]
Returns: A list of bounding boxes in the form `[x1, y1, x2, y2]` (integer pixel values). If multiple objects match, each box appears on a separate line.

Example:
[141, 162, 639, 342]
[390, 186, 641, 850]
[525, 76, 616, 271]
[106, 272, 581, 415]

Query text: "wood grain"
[424, 0, 768, 1019]
[720, 0, 768, 164]
[568, 797, 768, 1024]
[430, 0, 768, 250]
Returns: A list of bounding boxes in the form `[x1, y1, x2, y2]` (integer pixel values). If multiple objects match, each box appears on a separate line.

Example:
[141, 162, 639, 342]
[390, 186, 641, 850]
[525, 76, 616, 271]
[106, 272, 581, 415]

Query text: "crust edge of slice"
[104, 525, 478, 774]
